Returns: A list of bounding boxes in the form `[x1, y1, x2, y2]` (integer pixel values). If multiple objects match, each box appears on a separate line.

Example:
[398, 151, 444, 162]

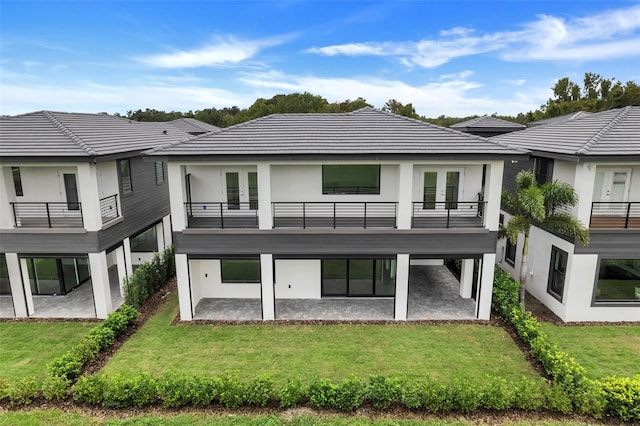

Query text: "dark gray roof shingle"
[167, 118, 220, 134]
[0, 111, 191, 158]
[527, 111, 593, 127]
[150, 108, 524, 157]
[450, 115, 525, 130]
[491, 107, 640, 157]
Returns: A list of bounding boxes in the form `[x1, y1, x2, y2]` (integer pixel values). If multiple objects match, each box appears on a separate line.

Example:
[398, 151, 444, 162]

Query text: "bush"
[480, 377, 512, 410]
[543, 383, 573, 414]
[600, 375, 640, 422]
[41, 375, 71, 401]
[245, 374, 274, 407]
[5, 377, 39, 406]
[72, 375, 106, 405]
[308, 378, 337, 409]
[124, 245, 174, 308]
[510, 378, 545, 411]
[87, 326, 116, 351]
[334, 375, 365, 411]
[218, 372, 245, 409]
[367, 375, 401, 409]
[449, 379, 481, 413]
[103, 373, 157, 408]
[278, 378, 306, 408]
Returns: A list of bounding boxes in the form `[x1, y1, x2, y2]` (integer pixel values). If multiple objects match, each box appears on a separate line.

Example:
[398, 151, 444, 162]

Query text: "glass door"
[223, 169, 258, 210]
[63, 173, 80, 210]
[421, 169, 463, 210]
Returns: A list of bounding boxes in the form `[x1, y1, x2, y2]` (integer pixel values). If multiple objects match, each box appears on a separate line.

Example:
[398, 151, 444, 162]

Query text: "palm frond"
[504, 215, 530, 243]
[515, 170, 536, 192]
[543, 213, 590, 246]
[518, 186, 545, 222]
[541, 180, 578, 216]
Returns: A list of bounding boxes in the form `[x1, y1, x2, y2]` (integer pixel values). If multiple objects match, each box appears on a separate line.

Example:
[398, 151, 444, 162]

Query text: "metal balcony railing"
[185, 202, 258, 228]
[10, 201, 84, 228]
[100, 194, 120, 224]
[412, 201, 486, 228]
[272, 202, 397, 229]
[590, 202, 640, 229]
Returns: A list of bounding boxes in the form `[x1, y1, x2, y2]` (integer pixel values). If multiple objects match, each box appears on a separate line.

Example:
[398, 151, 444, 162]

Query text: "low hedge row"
[492, 267, 640, 422]
[124, 246, 175, 308]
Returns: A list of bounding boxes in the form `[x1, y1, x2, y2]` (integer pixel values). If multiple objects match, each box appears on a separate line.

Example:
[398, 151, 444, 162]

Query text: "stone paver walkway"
[408, 265, 476, 320]
[0, 295, 14, 318]
[277, 298, 394, 320]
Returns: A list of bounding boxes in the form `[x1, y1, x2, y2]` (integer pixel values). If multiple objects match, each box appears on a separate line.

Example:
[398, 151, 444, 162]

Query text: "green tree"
[382, 99, 419, 119]
[500, 170, 589, 305]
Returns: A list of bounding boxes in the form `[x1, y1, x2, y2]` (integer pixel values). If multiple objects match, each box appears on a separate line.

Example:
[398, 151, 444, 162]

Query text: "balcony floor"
[193, 265, 476, 321]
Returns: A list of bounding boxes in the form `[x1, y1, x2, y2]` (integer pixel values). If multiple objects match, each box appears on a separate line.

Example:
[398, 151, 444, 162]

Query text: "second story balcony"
[185, 202, 259, 229]
[272, 202, 397, 229]
[10, 201, 84, 228]
[412, 201, 486, 228]
[590, 202, 640, 229]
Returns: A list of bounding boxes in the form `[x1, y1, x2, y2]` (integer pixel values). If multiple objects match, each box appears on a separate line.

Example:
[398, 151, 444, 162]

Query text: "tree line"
[118, 73, 640, 127]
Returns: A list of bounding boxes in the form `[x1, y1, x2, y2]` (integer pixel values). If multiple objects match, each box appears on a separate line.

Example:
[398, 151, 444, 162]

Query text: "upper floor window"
[322, 165, 380, 195]
[118, 159, 132, 195]
[547, 245, 568, 302]
[11, 167, 23, 196]
[155, 161, 165, 185]
[534, 157, 554, 186]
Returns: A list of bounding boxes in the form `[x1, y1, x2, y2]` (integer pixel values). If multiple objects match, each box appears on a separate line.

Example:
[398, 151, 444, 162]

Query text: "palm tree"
[500, 170, 589, 306]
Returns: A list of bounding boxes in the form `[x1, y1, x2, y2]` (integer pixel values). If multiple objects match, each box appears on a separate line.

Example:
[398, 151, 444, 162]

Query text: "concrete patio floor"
[0, 295, 15, 318]
[193, 265, 476, 321]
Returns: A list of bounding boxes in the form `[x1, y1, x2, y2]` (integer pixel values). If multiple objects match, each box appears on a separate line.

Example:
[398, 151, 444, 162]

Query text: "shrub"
[334, 375, 365, 411]
[124, 245, 174, 308]
[480, 377, 512, 410]
[510, 378, 544, 411]
[308, 378, 337, 409]
[600, 375, 640, 422]
[5, 377, 39, 406]
[87, 326, 116, 351]
[102, 373, 157, 408]
[71, 375, 107, 405]
[449, 379, 481, 413]
[543, 383, 573, 415]
[41, 375, 71, 401]
[278, 378, 306, 408]
[103, 304, 139, 337]
[245, 374, 274, 407]
[217, 372, 245, 409]
[367, 375, 401, 409]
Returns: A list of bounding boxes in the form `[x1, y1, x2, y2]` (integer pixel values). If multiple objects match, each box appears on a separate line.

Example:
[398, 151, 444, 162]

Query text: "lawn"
[0, 410, 600, 426]
[0, 321, 93, 382]
[101, 292, 538, 385]
[540, 323, 640, 378]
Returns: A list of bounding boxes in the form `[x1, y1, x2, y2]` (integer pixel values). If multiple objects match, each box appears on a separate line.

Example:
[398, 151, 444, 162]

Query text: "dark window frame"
[321, 258, 396, 297]
[11, 167, 23, 196]
[534, 157, 554, 186]
[322, 165, 381, 195]
[547, 245, 568, 302]
[220, 258, 261, 283]
[592, 258, 640, 305]
[155, 161, 165, 185]
[118, 159, 133, 195]
[130, 224, 159, 253]
[505, 238, 517, 266]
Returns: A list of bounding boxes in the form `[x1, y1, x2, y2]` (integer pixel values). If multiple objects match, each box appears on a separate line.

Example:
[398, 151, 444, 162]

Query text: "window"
[534, 157, 554, 185]
[322, 165, 380, 194]
[221, 258, 261, 283]
[0, 254, 10, 295]
[505, 239, 517, 266]
[594, 259, 640, 303]
[547, 246, 568, 302]
[11, 167, 23, 196]
[118, 159, 132, 194]
[25, 257, 91, 295]
[130, 225, 158, 252]
[155, 161, 165, 185]
[321, 258, 396, 296]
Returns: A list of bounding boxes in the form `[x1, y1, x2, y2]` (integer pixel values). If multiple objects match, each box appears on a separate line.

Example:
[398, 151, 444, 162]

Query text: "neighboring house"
[450, 116, 526, 137]
[0, 111, 190, 319]
[493, 107, 640, 322]
[149, 107, 526, 321]
[167, 118, 221, 136]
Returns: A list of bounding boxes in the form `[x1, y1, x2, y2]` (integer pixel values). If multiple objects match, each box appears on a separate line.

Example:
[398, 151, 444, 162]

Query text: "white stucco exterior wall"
[477, 253, 496, 319]
[190, 259, 261, 300]
[394, 254, 410, 320]
[261, 254, 275, 320]
[274, 259, 321, 299]
[167, 163, 187, 232]
[175, 253, 192, 320]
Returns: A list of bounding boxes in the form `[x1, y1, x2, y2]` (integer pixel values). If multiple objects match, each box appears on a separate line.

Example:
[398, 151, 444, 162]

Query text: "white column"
[155, 221, 165, 251]
[394, 254, 410, 320]
[76, 163, 102, 231]
[574, 163, 596, 226]
[123, 237, 133, 276]
[260, 254, 275, 320]
[477, 253, 496, 320]
[89, 251, 112, 319]
[19, 258, 34, 315]
[0, 167, 15, 228]
[5, 253, 27, 317]
[175, 253, 192, 320]
[459, 259, 474, 299]
[483, 161, 504, 231]
[168, 163, 187, 232]
[162, 214, 173, 246]
[115, 246, 127, 297]
[396, 162, 413, 230]
[257, 163, 272, 230]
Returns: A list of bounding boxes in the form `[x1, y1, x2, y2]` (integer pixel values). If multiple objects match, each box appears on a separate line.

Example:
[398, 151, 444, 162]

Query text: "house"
[493, 106, 640, 322]
[450, 116, 526, 137]
[148, 107, 526, 321]
[0, 111, 190, 319]
[167, 118, 221, 136]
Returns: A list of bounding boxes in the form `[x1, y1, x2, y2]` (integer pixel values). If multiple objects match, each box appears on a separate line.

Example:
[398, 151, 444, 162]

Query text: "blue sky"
[1, 1, 639, 117]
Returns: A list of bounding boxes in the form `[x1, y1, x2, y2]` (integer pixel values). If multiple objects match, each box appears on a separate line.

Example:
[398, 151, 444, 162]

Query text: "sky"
[1, 1, 639, 118]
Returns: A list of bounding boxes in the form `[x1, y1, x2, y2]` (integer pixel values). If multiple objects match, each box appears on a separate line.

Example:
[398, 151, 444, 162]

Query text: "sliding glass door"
[322, 258, 396, 296]
[26, 257, 91, 295]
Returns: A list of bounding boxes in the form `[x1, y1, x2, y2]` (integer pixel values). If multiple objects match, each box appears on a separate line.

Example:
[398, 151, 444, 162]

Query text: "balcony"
[10, 201, 84, 228]
[185, 202, 259, 229]
[590, 202, 640, 229]
[100, 194, 120, 225]
[272, 202, 397, 229]
[412, 201, 486, 228]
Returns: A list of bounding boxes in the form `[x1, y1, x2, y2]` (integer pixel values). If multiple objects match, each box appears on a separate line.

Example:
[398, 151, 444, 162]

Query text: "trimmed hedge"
[124, 246, 175, 308]
[492, 267, 640, 422]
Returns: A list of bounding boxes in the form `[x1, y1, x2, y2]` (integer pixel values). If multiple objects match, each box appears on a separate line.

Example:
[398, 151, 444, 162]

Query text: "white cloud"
[306, 5, 640, 68]
[138, 34, 294, 68]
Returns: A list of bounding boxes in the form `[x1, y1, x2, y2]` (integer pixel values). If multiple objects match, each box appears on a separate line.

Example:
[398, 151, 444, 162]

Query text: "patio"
[192, 265, 477, 321]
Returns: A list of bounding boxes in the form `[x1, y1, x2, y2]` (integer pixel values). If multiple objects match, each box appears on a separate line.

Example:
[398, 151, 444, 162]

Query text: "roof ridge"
[576, 107, 630, 154]
[43, 111, 98, 156]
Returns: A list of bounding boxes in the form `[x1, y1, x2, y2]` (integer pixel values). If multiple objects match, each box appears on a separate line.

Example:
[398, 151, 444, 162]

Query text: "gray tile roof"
[491, 107, 640, 157]
[450, 115, 525, 130]
[150, 107, 524, 157]
[527, 111, 593, 127]
[167, 118, 220, 134]
[0, 111, 191, 158]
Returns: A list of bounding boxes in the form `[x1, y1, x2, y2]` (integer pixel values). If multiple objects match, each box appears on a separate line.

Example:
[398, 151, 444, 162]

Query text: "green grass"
[540, 323, 640, 378]
[0, 321, 93, 381]
[101, 292, 538, 385]
[0, 410, 601, 426]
